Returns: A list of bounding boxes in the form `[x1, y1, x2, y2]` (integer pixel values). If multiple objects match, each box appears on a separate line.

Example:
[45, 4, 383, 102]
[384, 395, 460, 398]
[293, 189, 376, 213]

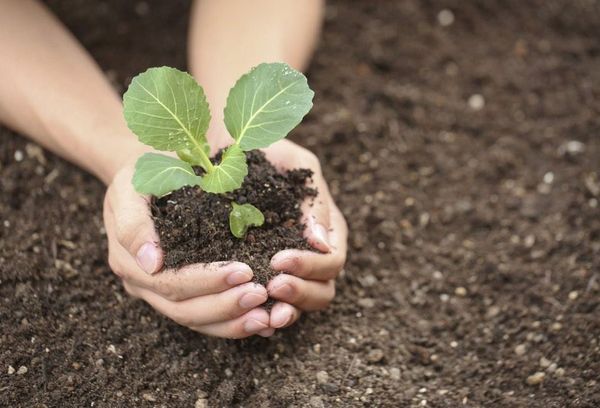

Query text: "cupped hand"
[102, 139, 347, 337]
[103, 164, 274, 339]
[262, 140, 348, 330]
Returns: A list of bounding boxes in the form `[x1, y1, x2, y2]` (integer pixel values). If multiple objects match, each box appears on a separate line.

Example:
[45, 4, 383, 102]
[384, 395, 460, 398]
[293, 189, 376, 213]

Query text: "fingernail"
[136, 242, 159, 274]
[271, 308, 293, 328]
[239, 292, 267, 309]
[226, 270, 252, 285]
[270, 283, 293, 300]
[311, 222, 331, 252]
[244, 319, 268, 333]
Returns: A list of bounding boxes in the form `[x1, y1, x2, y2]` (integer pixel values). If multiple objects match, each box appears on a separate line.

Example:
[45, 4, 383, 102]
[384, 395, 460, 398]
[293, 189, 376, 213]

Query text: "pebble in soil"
[151, 150, 316, 287]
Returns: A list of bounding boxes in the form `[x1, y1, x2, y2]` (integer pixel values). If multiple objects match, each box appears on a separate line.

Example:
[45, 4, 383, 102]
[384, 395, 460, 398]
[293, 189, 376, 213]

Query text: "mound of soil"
[153, 150, 315, 286]
[1, 1, 599, 407]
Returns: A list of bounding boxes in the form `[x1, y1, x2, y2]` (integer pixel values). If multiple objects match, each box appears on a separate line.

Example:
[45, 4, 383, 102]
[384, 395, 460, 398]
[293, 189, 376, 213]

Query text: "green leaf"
[198, 145, 248, 193]
[132, 153, 201, 197]
[224, 62, 314, 151]
[123, 67, 211, 155]
[229, 202, 265, 238]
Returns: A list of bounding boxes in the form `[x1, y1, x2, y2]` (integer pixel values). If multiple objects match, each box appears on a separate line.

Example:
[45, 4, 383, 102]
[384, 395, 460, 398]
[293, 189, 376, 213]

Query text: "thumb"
[107, 169, 163, 275]
[302, 171, 332, 253]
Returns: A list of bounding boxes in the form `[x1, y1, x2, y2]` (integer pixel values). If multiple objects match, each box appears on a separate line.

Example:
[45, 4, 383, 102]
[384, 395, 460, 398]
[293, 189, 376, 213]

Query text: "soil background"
[1, 1, 599, 407]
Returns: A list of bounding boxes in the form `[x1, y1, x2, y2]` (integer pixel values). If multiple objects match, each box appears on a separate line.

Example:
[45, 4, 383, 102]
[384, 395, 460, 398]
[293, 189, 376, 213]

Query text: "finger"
[267, 274, 335, 311]
[257, 328, 276, 337]
[262, 142, 332, 253]
[191, 308, 272, 339]
[271, 202, 348, 280]
[107, 231, 254, 302]
[124, 282, 274, 339]
[106, 205, 255, 299]
[123, 281, 268, 327]
[302, 168, 332, 253]
[268, 301, 302, 328]
[106, 168, 163, 274]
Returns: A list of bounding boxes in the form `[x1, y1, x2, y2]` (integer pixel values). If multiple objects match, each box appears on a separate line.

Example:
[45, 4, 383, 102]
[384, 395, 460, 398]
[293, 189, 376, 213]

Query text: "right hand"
[103, 164, 273, 338]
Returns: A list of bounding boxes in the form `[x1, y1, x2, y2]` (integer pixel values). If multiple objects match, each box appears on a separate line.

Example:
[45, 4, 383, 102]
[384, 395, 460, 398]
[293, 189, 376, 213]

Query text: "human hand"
[262, 140, 348, 330]
[103, 164, 275, 339]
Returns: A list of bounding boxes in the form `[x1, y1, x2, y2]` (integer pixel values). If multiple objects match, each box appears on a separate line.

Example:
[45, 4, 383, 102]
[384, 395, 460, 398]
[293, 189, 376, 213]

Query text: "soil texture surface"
[1, 0, 599, 407]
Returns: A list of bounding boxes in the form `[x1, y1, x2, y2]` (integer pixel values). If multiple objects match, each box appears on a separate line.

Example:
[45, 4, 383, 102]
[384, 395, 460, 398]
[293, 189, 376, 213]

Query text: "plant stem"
[194, 146, 215, 173]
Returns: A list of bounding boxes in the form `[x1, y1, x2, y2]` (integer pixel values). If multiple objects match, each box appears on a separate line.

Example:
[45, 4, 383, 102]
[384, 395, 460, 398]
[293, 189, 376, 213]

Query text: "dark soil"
[1, 0, 599, 407]
[153, 150, 315, 287]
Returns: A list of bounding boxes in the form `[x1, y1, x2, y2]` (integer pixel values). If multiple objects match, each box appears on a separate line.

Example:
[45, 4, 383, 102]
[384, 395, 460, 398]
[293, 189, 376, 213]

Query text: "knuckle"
[107, 253, 125, 279]
[332, 253, 347, 277]
[230, 333, 251, 340]
[341, 216, 349, 235]
[114, 214, 153, 254]
[287, 255, 304, 276]
[293, 284, 308, 305]
[314, 282, 335, 311]
[114, 220, 137, 250]
[226, 327, 251, 340]
[327, 282, 336, 302]
[304, 151, 321, 169]
[102, 194, 111, 218]
[104, 185, 114, 205]
[333, 262, 345, 278]
[114, 220, 125, 243]
[319, 265, 337, 281]
[107, 253, 118, 272]
[305, 262, 320, 280]
[169, 307, 194, 328]
[122, 282, 138, 298]
[289, 311, 302, 326]
[225, 305, 243, 321]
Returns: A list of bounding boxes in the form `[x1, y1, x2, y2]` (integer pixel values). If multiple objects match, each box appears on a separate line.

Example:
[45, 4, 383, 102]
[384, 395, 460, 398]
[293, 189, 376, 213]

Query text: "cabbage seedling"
[122, 63, 314, 238]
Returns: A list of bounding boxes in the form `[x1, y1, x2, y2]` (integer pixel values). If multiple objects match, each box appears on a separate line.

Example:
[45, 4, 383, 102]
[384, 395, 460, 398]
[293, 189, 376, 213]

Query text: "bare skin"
[0, 0, 348, 338]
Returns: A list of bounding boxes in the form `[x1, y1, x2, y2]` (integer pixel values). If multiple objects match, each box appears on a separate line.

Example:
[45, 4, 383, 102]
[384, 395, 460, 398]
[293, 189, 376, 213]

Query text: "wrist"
[83, 119, 150, 185]
[96, 137, 151, 185]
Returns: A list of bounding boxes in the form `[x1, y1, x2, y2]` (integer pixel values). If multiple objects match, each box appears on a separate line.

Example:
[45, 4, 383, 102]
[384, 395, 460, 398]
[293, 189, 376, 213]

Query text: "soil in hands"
[151, 150, 316, 286]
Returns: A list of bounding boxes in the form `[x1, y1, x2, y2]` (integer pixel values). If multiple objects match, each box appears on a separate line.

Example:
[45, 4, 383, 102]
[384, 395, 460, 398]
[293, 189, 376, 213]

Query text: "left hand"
[262, 140, 348, 330]
[104, 162, 274, 339]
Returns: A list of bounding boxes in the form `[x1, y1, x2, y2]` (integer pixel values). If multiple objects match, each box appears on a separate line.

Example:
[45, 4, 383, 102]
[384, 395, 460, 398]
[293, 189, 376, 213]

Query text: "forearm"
[0, 0, 145, 184]
[189, 0, 324, 148]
